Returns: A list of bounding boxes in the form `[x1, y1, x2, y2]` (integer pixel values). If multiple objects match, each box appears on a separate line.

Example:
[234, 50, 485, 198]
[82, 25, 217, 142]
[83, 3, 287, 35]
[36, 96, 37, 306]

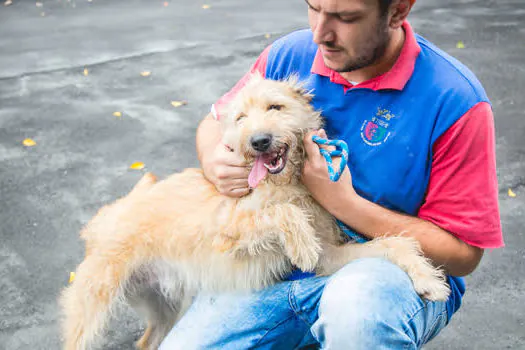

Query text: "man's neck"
[340, 27, 406, 84]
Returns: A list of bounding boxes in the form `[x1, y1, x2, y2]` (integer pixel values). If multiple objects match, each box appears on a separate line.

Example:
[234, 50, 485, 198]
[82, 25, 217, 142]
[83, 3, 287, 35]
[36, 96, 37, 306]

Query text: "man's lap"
[159, 258, 451, 349]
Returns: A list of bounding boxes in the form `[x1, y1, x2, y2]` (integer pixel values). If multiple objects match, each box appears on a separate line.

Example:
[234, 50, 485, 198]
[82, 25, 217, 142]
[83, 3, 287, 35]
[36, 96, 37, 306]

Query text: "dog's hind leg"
[131, 288, 181, 350]
[134, 292, 192, 350]
[126, 268, 191, 350]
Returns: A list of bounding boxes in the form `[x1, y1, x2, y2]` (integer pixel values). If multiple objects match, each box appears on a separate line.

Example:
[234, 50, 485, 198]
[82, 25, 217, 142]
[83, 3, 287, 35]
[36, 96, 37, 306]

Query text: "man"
[160, 0, 504, 348]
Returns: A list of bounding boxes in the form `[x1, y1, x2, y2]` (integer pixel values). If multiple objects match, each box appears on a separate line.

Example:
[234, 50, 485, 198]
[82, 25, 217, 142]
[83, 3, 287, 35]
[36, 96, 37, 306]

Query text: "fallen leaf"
[35, 1, 42, 7]
[508, 188, 517, 197]
[456, 41, 465, 49]
[23, 138, 37, 147]
[202, 4, 210, 9]
[163, 1, 168, 6]
[4, 0, 13, 6]
[113, 111, 122, 118]
[68, 272, 76, 284]
[171, 100, 188, 107]
[264, 33, 271, 39]
[130, 162, 145, 170]
[140, 71, 151, 77]
[83, 68, 89, 76]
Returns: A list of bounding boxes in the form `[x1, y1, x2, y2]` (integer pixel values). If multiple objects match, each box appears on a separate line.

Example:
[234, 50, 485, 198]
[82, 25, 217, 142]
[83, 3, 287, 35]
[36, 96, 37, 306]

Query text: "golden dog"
[59, 75, 450, 350]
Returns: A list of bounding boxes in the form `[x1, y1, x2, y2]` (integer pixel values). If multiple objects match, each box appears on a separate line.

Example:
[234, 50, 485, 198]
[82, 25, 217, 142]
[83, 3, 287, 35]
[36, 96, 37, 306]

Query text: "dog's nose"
[250, 133, 273, 152]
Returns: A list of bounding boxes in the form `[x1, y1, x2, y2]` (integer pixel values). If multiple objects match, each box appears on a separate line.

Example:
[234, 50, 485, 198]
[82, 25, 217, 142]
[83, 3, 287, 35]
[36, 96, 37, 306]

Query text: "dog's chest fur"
[124, 172, 338, 301]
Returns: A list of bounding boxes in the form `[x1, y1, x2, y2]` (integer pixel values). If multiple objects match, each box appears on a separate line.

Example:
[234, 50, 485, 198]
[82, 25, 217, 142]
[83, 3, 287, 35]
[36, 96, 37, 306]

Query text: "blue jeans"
[159, 258, 451, 349]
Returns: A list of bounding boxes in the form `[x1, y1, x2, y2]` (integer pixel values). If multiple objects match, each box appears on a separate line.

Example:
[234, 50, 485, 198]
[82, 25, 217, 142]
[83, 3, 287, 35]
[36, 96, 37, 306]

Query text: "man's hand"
[201, 143, 251, 198]
[301, 129, 356, 208]
[196, 113, 251, 198]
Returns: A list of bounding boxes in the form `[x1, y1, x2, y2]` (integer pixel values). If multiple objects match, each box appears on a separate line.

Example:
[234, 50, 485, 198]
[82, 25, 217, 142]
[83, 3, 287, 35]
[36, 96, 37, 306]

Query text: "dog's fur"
[59, 75, 450, 350]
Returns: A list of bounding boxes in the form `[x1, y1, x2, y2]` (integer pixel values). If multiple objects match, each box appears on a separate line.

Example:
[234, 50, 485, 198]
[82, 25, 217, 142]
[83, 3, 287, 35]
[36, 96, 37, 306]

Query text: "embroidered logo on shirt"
[360, 107, 395, 146]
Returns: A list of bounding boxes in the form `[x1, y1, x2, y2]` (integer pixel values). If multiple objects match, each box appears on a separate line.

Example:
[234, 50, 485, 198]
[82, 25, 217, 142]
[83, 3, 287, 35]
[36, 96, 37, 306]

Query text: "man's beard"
[335, 18, 390, 73]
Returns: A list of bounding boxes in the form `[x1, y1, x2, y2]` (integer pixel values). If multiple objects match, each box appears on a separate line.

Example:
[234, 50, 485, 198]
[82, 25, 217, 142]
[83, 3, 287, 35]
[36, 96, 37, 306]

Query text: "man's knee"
[311, 258, 421, 348]
[321, 257, 415, 309]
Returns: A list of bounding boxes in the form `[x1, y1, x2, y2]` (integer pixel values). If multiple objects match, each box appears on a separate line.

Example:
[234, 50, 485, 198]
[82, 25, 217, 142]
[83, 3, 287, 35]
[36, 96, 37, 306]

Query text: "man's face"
[307, 0, 391, 73]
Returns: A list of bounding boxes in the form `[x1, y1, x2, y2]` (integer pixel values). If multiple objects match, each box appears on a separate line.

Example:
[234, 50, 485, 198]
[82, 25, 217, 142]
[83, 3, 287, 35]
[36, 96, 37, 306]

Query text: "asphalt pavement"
[0, 0, 524, 349]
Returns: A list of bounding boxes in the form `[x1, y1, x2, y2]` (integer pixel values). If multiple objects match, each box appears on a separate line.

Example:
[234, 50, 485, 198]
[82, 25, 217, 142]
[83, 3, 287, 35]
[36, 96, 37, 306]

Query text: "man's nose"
[312, 14, 334, 45]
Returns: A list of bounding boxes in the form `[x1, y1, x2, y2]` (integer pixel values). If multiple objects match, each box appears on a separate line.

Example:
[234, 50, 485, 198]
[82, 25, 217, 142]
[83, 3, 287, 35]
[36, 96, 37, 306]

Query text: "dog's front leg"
[317, 237, 450, 301]
[274, 205, 322, 272]
[216, 204, 321, 272]
[224, 204, 321, 272]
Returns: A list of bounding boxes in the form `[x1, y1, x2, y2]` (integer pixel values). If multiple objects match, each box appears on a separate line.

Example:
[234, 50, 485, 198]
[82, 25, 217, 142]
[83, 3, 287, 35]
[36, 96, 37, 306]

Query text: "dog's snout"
[250, 133, 273, 152]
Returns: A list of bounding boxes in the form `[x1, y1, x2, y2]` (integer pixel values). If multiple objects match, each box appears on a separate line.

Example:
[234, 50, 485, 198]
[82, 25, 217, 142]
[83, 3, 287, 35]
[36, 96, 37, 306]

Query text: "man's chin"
[322, 57, 345, 72]
[330, 60, 370, 74]
[322, 55, 359, 73]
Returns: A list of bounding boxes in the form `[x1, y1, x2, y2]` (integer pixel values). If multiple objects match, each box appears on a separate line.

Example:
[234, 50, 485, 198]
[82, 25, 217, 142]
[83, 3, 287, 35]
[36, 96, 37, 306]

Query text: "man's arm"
[332, 193, 484, 277]
[302, 101, 503, 277]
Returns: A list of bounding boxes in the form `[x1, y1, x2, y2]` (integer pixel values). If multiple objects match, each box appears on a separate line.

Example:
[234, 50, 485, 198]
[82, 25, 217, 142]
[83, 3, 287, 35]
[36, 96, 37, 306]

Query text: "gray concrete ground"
[0, 0, 523, 349]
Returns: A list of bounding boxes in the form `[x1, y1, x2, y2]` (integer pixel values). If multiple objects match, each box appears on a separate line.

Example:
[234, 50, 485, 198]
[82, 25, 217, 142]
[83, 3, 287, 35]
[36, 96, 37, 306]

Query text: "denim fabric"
[159, 258, 452, 349]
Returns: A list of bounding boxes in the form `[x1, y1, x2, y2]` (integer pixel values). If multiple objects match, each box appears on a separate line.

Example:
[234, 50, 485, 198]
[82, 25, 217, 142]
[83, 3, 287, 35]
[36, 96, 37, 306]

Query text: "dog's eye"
[268, 104, 283, 111]
[236, 113, 247, 122]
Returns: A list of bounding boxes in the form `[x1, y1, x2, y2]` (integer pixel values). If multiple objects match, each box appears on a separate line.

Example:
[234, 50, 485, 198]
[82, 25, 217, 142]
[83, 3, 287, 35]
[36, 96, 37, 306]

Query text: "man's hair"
[378, 0, 394, 16]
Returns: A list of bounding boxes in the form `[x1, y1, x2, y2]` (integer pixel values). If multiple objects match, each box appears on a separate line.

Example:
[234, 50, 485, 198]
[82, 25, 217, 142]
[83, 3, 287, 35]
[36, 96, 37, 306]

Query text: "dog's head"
[220, 74, 322, 188]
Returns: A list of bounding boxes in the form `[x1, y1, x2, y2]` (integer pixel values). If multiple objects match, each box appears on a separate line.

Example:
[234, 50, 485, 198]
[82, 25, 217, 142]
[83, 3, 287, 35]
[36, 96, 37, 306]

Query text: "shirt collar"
[310, 21, 421, 91]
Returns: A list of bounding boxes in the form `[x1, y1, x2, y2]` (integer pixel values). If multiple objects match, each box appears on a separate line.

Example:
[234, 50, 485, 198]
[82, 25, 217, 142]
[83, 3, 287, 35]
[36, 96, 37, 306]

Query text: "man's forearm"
[329, 189, 483, 276]
[196, 113, 222, 165]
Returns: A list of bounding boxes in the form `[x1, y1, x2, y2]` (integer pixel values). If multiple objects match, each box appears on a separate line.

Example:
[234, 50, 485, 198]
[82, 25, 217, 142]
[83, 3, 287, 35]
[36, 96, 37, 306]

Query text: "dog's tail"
[130, 172, 157, 196]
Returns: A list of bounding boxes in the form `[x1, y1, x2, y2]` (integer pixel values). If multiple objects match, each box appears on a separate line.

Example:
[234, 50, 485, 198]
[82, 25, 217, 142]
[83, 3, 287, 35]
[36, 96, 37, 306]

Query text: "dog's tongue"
[248, 155, 268, 188]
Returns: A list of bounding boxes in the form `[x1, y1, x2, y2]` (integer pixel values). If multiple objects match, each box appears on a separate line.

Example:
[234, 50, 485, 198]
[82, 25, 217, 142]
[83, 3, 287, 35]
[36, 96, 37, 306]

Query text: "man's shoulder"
[271, 29, 316, 50]
[265, 29, 318, 78]
[414, 35, 488, 102]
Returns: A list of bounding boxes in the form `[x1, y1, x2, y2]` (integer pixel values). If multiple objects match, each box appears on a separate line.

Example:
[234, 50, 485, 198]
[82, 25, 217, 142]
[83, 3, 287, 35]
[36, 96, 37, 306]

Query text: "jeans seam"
[252, 314, 297, 348]
[421, 309, 447, 345]
[250, 282, 301, 348]
[289, 280, 319, 328]
[289, 281, 300, 313]
[402, 302, 428, 350]
[402, 302, 447, 349]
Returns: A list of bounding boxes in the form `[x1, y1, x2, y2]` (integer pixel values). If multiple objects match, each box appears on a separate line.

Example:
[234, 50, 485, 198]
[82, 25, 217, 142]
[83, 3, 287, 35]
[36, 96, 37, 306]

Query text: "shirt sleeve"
[211, 45, 271, 120]
[418, 102, 504, 249]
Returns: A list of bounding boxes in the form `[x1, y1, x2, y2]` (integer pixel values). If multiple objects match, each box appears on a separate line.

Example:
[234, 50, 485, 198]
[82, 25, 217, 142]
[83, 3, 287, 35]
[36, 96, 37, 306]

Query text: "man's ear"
[388, 0, 411, 29]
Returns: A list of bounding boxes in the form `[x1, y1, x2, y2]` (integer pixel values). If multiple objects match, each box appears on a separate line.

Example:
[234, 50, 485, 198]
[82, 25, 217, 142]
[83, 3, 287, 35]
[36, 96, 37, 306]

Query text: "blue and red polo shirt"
[212, 21, 504, 318]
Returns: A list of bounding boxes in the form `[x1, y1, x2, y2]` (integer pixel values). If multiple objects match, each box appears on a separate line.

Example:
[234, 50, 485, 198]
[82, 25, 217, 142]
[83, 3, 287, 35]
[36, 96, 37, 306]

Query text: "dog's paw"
[376, 236, 450, 302]
[410, 261, 450, 301]
[284, 231, 321, 272]
[289, 244, 320, 272]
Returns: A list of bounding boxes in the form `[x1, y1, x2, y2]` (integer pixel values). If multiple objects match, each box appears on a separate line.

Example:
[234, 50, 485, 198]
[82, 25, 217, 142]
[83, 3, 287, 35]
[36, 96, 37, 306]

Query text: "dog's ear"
[284, 75, 314, 103]
[246, 71, 265, 86]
